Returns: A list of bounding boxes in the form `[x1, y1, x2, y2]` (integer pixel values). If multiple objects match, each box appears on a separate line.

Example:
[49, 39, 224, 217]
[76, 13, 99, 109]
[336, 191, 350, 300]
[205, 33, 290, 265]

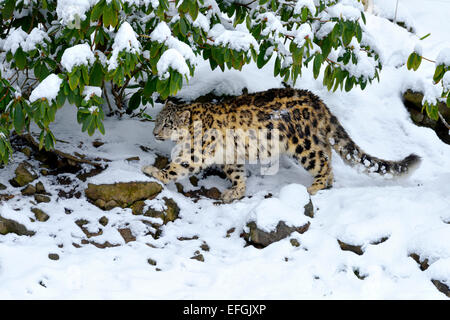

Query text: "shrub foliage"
[0, 0, 380, 164]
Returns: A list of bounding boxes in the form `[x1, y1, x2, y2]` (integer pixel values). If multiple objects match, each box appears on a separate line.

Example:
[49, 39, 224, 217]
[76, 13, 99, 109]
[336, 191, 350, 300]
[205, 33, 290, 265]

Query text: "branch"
[23, 133, 108, 168]
[438, 111, 450, 131]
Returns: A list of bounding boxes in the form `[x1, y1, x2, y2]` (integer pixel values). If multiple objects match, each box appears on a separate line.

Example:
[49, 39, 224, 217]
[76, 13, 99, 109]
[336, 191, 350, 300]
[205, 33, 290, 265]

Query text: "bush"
[407, 47, 450, 121]
[0, 0, 381, 164]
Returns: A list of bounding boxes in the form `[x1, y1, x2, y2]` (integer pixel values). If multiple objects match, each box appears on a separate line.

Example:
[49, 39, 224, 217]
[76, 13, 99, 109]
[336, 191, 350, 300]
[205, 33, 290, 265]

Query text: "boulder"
[244, 220, 310, 248]
[31, 208, 50, 222]
[0, 216, 35, 236]
[142, 197, 180, 224]
[10, 161, 38, 187]
[242, 185, 313, 247]
[85, 181, 163, 209]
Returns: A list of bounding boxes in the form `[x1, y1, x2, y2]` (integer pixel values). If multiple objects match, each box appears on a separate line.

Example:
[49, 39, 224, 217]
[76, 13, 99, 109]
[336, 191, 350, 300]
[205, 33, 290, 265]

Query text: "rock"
[20, 147, 32, 158]
[104, 199, 118, 210]
[304, 199, 314, 218]
[0, 216, 35, 236]
[353, 268, 367, 280]
[75, 219, 103, 238]
[99, 216, 108, 226]
[48, 253, 59, 261]
[40, 169, 49, 176]
[147, 258, 157, 266]
[290, 239, 300, 247]
[34, 194, 51, 203]
[11, 161, 38, 187]
[0, 194, 14, 202]
[190, 251, 204, 262]
[118, 228, 136, 243]
[153, 155, 168, 169]
[35, 182, 46, 194]
[183, 186, 221, 201]
[189, 176, 199, 187]
[21, 184, 36, 196]
[200, 242, 210, 252]
[244, 221, 310, 248]
[31, 208, 49, 222]
[130, 200, 146, 215]
[92, 140, 104, 148]
[126, 156, 140, 162]
[431, 280, 450, 298]
[337, 239, 364, 255]
[143, 197, 180, 224]
[205, 187, 221, 200]
[85, 181, 163, 210]
[0, 183, 7, 190]
[226, 228, 235, 238]
[409, 253, 429, 271]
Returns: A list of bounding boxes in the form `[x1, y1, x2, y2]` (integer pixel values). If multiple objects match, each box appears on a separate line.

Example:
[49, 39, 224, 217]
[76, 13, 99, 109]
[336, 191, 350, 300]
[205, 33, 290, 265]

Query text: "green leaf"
[2, 0, 15, 20]
[128, 91, 141, 111]
[90, 62, 104, 86]
[14, 48, 27, 70]
[313, 54, 323, 79]
[321, 36, 332, 59]
[274, 56, 281, 76]
[13, 103, 25, 133]
[342, 22, 354, 47]
[91, 0, 105, 21]
[144, 77, 157, 98]
[406, 53, 415, 70]
[188, 0, 199, 21]
[433, 64, 445, 83]
[69, 73, 80, 91]
[103, 5, 113, 27]
[345, 76, 353, 92]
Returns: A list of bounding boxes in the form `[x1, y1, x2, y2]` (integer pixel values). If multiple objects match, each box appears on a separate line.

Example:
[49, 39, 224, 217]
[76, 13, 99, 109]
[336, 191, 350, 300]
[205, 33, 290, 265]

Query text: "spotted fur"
[143, 88, 420, 202]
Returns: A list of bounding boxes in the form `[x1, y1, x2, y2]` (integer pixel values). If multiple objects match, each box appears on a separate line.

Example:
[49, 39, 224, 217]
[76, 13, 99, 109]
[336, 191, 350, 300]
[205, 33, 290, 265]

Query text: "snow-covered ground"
[1, 0, 449, 299]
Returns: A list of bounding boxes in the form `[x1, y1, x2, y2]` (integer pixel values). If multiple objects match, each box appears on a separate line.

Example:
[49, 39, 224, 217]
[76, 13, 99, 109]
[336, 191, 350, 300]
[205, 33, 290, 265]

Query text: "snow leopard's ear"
[177, 110, 190, 125]
[164, 100, 176, 108]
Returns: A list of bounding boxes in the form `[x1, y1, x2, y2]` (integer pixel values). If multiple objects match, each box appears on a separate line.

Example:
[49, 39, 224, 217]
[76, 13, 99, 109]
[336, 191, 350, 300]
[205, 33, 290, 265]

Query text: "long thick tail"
[328, 115, 421, 176]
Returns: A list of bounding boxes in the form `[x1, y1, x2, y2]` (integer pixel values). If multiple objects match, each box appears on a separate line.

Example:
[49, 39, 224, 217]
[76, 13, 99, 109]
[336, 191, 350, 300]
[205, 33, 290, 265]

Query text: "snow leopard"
[142, 88, 420, 202]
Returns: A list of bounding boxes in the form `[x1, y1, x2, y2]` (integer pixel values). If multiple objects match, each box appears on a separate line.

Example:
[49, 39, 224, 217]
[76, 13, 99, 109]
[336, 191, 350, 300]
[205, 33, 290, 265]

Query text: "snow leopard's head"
[153, 101, 190, 141]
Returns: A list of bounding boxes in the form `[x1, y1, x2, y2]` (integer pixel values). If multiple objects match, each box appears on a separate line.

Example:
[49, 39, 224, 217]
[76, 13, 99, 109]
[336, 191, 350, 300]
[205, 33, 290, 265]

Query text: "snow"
[56, 0, 96, 26]
[248, 184, 310, 233]
[150, 22, 196, 74]
[436, 48, 450, 66]
[1, 0, 450, 300]
[3, 29, 27, 54]
[83, 86, 102, 101]
[3, 28, 50, 54]
[108, 22, 141, 71]
[294, 0, 316, 15]
[61, 43, 95, 72]
[29, 74, 63, 103]
[208, 24, 258, 52]
[157, 49, 190, 78]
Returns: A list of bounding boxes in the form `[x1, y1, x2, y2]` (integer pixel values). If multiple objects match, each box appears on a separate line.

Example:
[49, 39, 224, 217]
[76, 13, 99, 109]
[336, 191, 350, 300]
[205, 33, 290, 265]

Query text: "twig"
[102, 80, 113, 113]
[438, 111, 450, 131]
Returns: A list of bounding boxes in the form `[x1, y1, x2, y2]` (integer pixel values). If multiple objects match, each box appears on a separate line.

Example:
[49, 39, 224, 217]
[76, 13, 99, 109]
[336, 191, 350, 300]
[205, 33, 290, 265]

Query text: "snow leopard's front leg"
[142, 161, 202, 184]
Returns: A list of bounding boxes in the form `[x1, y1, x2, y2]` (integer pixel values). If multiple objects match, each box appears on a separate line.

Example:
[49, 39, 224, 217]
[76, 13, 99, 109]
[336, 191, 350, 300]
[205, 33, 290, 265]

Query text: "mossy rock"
[85, 181, 163, 209]
[143, 197, 180, 224]
[0, 216, 35, 236]
[11, 161, 38, 187]
[31, 208, 49, 222]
